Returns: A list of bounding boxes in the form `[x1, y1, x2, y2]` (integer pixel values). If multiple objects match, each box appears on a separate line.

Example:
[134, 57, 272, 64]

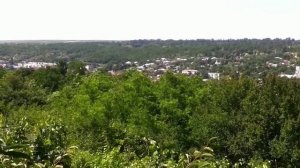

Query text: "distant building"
[85, 64, 99, 72]
[176, 58, 187, 61]
[137, 66, 145, 71]
[279, 74, 294, 78]
[13, 62, 56, 69]
[125, 61, 132, 65]
[182, 69, 198, 75]
[215, 60, 221, 65]
[144, 63, 156, 68]
[208, 73, 220, 80]
[295, 66, 300, 78]
[0, 60, 7, 68]
[266, 62, 278, 68]
[202, 57, 209, 61]
[157, 68, 167, 73]
[279, 66, 300, 79]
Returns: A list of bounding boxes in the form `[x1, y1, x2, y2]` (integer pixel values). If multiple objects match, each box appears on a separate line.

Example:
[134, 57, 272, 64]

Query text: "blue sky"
[0, 0, 299, 40]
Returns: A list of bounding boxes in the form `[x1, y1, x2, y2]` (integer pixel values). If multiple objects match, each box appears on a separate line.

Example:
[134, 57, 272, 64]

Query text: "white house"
[208, 73, 220, 80]
[295, 66, 300, 78]
[182, 69, 198, 75]
[279, 66, 300, 79]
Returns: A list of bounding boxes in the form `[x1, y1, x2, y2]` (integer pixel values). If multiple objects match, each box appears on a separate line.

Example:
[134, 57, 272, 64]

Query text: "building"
[279, 66, 300, 78]
[295, 66, 300, 78]
[208, 73, 220, 80]
[13, 62, 56, 69]
[182, 69, 198, 75]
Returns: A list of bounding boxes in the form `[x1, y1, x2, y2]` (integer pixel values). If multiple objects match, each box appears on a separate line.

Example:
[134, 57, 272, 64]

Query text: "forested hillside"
[0, 39, 299, 63]
[0, 64, 299, 167]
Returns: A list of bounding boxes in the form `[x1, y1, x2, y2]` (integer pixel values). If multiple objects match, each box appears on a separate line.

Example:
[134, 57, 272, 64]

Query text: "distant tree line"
[0, 38, 298, 63]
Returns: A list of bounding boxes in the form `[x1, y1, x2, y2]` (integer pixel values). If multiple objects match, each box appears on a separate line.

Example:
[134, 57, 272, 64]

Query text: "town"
[1, 54, 300, 80]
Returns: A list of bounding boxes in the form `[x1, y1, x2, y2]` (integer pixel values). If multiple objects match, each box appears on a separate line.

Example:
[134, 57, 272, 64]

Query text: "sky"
[0, 0, 299, 40]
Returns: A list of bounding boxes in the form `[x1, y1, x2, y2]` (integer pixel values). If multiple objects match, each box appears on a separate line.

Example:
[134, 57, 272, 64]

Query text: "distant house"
[85, 64, 99, 72]
[266, 62, 278, 68]
[215, 60, 221, 65]
[13, 62, 56, 69]
[144, 63, 156, 68]
[202, 57, 209, 61]
[125, 61, 132, 65]
[137, 66, 145, 71]
[176, 58, 187, 61]
[279, 66, 300, 79]
[182, 69, 198, 75]
[157, 68, 167, 72]
[279, 74, 294, 78]
[295, 66, 300, 78]
[208, 73, 220, 80]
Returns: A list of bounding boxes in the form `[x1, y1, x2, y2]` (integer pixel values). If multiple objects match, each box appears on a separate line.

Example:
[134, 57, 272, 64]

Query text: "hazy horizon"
[1, 0, 299, 40]
[0, 38, 299, 42]
[1, 37, 299, 42]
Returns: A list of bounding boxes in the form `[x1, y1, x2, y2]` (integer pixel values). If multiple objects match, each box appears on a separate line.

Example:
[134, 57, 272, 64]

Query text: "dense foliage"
[0, 64, 299, 167]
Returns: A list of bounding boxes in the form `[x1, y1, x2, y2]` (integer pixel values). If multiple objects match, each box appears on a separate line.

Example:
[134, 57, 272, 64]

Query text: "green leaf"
[3, 150, 31, 160]
[201, 153, 214, 158]
[4, 144, 29, 150]
[203, 147, 214, 153]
